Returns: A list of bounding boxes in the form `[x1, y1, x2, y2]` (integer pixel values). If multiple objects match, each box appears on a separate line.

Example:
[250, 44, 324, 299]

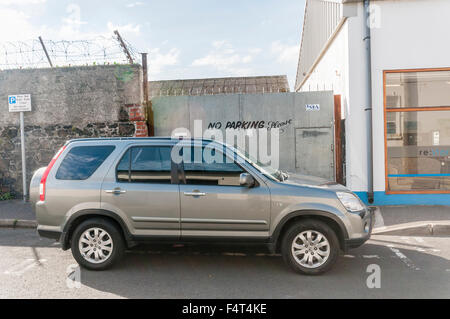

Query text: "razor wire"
[0, 36, 140, 70]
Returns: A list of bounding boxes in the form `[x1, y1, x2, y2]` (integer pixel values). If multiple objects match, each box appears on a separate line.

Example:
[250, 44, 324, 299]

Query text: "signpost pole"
[19, 111, 27, 202]
[8, 94, 31, 202]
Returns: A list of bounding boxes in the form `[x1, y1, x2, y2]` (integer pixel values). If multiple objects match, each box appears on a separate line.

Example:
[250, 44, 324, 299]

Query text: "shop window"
[385, 70, 450, 108]
[385, 69, 450, 193]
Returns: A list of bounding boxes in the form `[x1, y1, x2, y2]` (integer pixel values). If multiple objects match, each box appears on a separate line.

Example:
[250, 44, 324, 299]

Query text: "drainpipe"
[363, 0, 374, 204]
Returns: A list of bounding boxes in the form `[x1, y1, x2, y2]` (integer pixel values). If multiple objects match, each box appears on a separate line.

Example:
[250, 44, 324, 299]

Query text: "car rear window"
[55, 146, 115, 180]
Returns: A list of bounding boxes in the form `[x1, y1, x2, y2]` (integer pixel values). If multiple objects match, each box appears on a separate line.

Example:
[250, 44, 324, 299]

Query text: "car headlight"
[336, 192, 365, 212]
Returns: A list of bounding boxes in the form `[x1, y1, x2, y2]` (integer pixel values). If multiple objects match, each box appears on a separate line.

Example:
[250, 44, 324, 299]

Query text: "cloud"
[212, 40, 226, 49]
[0, 2, 144, 68]
[0, 0, 47, 41]
[147, 47, 180, 77]
[0, 0, 46, 5]
[193, 54, 241, 68]
[126, 2, 144, 8]
[58, 4, 88, 38]
[0, 0, 141, 42]
[249, 48, 262, 55]
[107, 22, 141, 35]
[0, 8, 48, 41]
[271, 41, 299, 64]
[191, 41, 260, 76]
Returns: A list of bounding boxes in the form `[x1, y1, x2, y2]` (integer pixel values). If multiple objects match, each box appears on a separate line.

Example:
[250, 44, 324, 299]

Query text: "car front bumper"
[344, 207, 374, 250]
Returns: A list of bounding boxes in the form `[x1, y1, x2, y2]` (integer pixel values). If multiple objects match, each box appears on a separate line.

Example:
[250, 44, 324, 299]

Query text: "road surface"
[0, 228, 448, 298]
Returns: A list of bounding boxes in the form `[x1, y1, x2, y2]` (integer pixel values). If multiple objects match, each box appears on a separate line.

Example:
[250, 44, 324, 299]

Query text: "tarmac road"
[0, 228, 449, 299]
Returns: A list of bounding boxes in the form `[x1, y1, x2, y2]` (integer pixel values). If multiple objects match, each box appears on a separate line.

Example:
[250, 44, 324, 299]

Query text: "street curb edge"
[373, 221, 450, 236]
[0, 219, 37, 229]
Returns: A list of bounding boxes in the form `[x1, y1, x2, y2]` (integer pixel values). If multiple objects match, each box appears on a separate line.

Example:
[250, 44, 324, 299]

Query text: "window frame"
[383, 67, 450, 194]
[115, 145, 176, 184]
[179, 145, 258, 187]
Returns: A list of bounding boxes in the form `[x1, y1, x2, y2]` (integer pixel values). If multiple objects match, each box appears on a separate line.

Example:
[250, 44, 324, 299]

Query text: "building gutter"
[363, 0, 374, 203]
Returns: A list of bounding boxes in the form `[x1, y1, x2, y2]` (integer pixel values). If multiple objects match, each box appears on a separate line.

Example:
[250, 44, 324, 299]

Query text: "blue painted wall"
[355, 191, 450, 206]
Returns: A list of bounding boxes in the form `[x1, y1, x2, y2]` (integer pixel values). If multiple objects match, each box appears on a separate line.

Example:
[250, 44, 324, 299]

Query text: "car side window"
[56, 146, 115, 180]
[182, 146, 244, 186]
[116, 146, 172, 184]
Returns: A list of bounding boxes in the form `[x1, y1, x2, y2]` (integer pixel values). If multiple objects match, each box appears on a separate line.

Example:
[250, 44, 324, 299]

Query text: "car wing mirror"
[239, 173, 255, 188]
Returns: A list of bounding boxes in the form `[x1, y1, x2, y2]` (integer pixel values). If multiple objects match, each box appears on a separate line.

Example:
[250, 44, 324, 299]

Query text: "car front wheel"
[71, 218, 125, 270]
[281, 219, 340, 275]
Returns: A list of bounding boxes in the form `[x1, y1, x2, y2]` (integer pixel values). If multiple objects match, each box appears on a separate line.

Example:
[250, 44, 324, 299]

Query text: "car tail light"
[39, 146, 66, 202]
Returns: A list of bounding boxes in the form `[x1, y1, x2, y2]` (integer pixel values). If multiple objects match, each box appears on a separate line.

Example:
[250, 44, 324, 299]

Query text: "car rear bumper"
[38, 228, 71, 250]
[37, 228, 61, 240]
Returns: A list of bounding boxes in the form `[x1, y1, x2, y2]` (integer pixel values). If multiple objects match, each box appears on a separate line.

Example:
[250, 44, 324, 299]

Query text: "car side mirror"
[240, 173, 255, 188]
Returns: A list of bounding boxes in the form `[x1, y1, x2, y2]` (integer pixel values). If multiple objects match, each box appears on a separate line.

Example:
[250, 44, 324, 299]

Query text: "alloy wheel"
[78, 227, 114, 264]
[291, 230, 330, 269]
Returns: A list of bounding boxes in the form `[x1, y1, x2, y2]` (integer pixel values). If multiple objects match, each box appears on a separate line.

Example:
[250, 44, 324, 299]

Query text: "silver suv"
[30, 137, 373, 275]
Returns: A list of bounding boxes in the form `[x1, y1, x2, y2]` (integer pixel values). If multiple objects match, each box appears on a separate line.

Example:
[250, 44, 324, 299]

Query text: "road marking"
[4, 258, 47, 276]
[343, 255, 355, 258]
[399, 236, 436, 254]
[401, 236, 410, 242]
[388, 245, 420, 271]
[362, 255, 380, 259]
[222, 253, 247, 257]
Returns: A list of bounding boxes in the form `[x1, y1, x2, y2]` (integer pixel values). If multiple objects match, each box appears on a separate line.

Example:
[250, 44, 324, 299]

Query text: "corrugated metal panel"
[295, 0, 343, 90]
[149, 75, 290, 97]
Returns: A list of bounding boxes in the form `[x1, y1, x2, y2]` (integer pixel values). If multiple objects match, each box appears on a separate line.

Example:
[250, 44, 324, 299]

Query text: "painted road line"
[4, 258, 47, 276]
[388, 245, 420, 271]
[399, 236, 439, 254]
[222, 253, 247, 257]
[362, 255, 380, 259]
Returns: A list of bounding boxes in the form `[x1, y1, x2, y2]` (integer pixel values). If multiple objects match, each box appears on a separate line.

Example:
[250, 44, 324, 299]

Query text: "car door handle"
[184, 191, 206, 197]
[105, 189, 126, 195]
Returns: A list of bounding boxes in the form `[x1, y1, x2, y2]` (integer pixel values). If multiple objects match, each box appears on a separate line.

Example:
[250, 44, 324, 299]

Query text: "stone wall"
[0, 64, 146, 196]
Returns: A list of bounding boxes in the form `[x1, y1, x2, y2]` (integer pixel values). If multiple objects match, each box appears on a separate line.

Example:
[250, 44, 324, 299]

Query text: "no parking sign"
[8, 93, 31, 201]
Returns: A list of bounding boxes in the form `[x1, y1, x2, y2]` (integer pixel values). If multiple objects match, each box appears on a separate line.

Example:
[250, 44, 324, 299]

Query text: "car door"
[101, 144, 180, 238]
[179, 144, 271, 239]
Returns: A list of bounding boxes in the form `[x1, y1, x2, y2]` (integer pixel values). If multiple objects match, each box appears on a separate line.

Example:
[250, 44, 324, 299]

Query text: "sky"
[0, 0, 305, 89]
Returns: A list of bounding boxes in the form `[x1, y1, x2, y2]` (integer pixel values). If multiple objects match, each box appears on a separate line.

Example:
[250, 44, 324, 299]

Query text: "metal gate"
[150, 91, 336, 181]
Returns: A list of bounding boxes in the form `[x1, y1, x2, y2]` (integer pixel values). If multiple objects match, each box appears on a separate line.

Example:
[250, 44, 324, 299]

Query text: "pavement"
[0, 200, 36, 228]
[375, 205, 450, 227]
[371, 205, 450, 236]
[0, 227, 449, 298]
[0, 199, 35, 221]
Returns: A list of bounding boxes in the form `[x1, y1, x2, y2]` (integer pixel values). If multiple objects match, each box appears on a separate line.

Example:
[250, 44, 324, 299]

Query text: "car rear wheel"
[281, 219, 339, 275]
[71, 218, 125, 270]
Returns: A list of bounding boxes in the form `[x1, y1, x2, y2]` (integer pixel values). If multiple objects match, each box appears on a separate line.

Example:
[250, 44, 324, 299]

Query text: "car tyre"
[281, 219, 340, 275]
[71, 218, 125, 271]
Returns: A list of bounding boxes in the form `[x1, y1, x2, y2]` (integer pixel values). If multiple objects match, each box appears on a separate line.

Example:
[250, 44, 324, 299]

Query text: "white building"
[296, 0, 450, 205]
